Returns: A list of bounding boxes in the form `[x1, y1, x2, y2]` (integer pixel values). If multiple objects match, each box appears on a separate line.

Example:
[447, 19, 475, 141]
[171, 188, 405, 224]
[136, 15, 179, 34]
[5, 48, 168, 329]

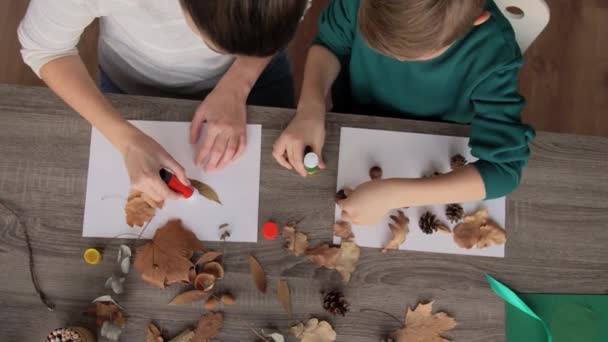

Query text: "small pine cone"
[322, 291, 350, 316]
[445, 203, 464, 223]
[419, 212, 439, 234]
[450, 154, 467, 170]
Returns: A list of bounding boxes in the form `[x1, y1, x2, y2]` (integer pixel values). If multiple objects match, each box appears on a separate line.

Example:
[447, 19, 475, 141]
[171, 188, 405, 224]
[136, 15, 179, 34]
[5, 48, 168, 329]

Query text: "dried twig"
[0, 200, 54, 310]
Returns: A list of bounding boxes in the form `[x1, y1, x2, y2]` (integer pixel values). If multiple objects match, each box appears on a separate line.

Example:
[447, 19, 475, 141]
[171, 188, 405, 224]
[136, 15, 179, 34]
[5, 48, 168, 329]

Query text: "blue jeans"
[98, 51, 295, 108]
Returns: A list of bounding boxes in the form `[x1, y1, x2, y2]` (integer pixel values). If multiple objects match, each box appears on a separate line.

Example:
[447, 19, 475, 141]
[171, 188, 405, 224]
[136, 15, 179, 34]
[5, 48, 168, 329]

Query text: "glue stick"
[303, 146, 319, 175]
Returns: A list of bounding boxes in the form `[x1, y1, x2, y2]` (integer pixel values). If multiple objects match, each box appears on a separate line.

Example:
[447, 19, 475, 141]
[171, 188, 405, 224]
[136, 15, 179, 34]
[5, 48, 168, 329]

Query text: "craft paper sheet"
[83, 121, 261, 242]
[334, 127, 506, 258]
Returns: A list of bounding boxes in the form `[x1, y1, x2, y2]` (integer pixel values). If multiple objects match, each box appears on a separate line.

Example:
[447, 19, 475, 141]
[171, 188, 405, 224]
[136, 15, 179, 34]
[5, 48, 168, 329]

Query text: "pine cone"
[445, 203, 464, 223]
[450, 154, 467, 170]
[323, 291, 350, 316]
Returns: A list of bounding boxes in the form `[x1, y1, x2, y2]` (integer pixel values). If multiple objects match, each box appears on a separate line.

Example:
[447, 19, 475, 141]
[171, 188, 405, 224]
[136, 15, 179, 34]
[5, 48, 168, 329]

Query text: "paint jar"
[304, 150, 319, 175]
[46, 327, 96, 342]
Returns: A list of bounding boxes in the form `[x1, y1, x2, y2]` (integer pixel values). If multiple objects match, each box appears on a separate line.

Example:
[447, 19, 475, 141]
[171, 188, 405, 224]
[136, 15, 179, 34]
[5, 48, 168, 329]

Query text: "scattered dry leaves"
[146, 323, 163, 342]
[190, 179, 222, 205]
[248, 255, 267, 293]
[134, 220, 204, 288]
[277, 279, 292, 318]
[192, 312, 223, 342]
[125, 190, 163, 227]
[383, 210, 409, 253]
[333, 221, 354, 241]
[169, 290, 211, 305]
[394, 301, 456, 342]
[453, 208, 506, 249]
[283, 224, 309, 256]
[290, 318, 337, 342]
[307, 241, 360, 282]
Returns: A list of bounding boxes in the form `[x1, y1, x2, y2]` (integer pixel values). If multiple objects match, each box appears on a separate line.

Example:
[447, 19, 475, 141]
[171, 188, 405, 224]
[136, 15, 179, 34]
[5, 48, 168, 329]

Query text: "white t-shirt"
[18, 0, 235, 96]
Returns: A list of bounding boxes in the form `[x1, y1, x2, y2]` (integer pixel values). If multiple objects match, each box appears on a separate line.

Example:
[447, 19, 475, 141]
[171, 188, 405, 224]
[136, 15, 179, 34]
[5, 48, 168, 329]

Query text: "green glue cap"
[304, 151, 319, 174]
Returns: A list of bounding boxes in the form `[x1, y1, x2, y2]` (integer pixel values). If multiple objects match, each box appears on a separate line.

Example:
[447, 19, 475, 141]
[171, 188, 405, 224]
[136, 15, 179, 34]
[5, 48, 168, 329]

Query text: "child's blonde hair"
[358, 0, 487, 59]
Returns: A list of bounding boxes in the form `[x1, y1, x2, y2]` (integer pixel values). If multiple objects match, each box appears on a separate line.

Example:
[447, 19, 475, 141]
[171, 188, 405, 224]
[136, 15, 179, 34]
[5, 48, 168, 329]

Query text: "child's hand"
[123, 132, 188, 204]
[190, 82, 247, 172]
[338, 180, 398, 225]
[273, 103, 326, 176]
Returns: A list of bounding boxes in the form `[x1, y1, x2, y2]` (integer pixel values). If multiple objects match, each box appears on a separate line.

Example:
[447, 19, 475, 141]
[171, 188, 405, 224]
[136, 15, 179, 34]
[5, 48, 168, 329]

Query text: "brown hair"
[358, 0, 487, 59]
[180, 0, 308, 57]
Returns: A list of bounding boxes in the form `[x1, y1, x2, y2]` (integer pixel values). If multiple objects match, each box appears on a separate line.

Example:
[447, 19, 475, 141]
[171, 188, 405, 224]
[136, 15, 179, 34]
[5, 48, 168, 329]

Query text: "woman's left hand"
[337, 179, 399, 225]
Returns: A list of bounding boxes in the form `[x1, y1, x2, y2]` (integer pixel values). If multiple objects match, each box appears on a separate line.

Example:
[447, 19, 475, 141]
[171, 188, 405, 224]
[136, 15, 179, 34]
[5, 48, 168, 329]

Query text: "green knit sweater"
[314, 0, 535, 199]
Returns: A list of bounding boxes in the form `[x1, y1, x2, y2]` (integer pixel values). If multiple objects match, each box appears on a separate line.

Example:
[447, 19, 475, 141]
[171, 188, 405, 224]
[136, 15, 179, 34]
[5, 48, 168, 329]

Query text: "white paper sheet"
[334, 127, 506, 258]
[83, 121, 261, 243]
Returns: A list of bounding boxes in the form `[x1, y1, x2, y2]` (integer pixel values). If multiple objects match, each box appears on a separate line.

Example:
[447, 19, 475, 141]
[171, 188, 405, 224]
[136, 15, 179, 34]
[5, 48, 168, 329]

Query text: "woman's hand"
[123, 131, 189, 206]
[273, 102, 327, 176]
[338, 179, 400, 225]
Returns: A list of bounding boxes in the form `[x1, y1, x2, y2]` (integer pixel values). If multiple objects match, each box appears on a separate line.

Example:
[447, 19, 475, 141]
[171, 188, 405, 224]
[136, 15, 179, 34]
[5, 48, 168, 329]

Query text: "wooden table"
[0, 84, 607, 341]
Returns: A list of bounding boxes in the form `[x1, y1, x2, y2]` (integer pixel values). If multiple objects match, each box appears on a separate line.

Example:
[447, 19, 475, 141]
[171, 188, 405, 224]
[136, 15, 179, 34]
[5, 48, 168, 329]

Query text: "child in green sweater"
[273, 0, 535, 225]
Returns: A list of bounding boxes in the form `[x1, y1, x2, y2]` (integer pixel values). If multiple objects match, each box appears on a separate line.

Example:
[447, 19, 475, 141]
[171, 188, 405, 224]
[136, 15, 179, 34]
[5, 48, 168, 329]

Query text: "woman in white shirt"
[18, 0, 308, 203]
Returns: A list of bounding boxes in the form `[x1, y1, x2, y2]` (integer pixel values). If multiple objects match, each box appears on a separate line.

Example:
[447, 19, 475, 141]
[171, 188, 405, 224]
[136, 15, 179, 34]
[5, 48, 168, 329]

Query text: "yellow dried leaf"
[190, 179, 222, 205]
[169, 290, 211, 305]
[477, 222, 506, 248]
[394, 302, 456, 342]
[333, 221, 354, 241]
[248, 255, 267, 293]
[283, 225, 309, 256]
[125, 190, 162, 227]
[290, 318, 337, 342]
[277, 279, 292, 318]
[453, 208, 506, 249]
[382, 210, 409, 253]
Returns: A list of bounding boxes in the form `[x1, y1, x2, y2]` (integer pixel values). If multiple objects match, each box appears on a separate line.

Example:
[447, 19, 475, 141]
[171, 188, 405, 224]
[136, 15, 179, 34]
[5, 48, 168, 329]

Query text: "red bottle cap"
[262, 222, 279, 240]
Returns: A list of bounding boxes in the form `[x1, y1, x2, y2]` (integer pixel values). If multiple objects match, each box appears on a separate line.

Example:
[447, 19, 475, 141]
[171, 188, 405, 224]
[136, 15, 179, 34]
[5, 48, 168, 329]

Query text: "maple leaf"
[283, 224, 309, 256]
[383, 210, 409, 253]
[333, 221, 354, 241]
[192, 312, 223, 342]
[453, 208, 506, 249]
[125, 190, 163, 227]
[134, 220, 204, 288]
[290, 318, 337, 342]
[190, 179, 222, 205]
[307, 241, 360, 282]
[394, 302, 456, 342]
[147, 323, 163, 342]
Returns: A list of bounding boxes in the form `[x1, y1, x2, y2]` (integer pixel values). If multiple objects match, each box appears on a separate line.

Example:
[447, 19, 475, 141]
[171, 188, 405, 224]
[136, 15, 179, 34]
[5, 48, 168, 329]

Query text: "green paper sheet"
[486, 274, 608, 342]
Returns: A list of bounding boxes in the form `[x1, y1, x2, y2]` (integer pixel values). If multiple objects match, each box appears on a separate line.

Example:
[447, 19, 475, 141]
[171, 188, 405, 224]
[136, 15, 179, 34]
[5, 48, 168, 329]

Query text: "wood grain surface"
[0, 84, 607, 342]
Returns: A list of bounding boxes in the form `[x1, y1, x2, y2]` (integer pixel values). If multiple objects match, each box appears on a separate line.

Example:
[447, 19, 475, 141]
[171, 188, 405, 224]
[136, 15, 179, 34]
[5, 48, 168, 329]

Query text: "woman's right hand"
[272, 102, 327, 176]
[122, 131, 189, 206]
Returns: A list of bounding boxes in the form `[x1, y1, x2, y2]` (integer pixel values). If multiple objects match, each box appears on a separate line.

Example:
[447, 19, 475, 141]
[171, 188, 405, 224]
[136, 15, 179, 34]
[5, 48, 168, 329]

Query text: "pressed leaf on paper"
[306, 242, 360, 282]
[382, 210, 409, 253]
[248, 255, 267, 293]
[134, 220, 204, 288]
[192, 312, 223, 342]
[125, 190, 163, 227]
[290, 318, 337, 342]
[453, 208, 506, 249]
[146, 323, 163, 342]
[394, 301, 457, 342]
[333, 221, 354, 241]
[169, 290, 211, 305]
[190, 179, 222, 205]
[283, 224, 309, 256]
[277, 279, 292, 318]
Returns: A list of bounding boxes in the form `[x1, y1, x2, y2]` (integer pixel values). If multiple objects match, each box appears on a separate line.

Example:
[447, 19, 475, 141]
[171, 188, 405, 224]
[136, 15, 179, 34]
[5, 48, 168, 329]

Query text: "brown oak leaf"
[192, 312, 223, 342]
[283, 224, 309, 256]
[383, 210, 409, 253]
[134, 220, 204, 288]
[307, 241, 360, 282]
[453, 208, 506, 249]
[333, 221, 354, 241]
[146, 323, 163, 342]
[290, 318, 337, 342]
[125, 190, 163, 227]
[394, 301, 456, 342]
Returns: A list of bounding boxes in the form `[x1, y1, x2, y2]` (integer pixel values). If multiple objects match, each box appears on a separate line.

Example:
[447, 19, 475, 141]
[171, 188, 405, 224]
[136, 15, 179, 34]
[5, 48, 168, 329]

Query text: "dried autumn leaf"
[134, 220, 204, 288]
[195, 251, 223, 265]
[248, 255, 267, 293]
[192, 312, 223, 342]
[202, 261, 224, 279]
[306, 241, 360, 282]
[89, 302, 126, 328]
[190, 179, 222, 205]
[290, 318, 337, 342]
[147, 323, 163, 342]
[477, 222, 506, 248]
[453, 208, 506, 249]
[383, 210, 409, 253]
[394, 301, 456, 342]
[194, 273, 216, 292]
[169, 290, 211, 305]
[283, 224, 309, 256]
[277, 279, 292, 318]
[333, 221, 354, 241]
[125, 190, 163, 227]
[170, 330, 195, 342]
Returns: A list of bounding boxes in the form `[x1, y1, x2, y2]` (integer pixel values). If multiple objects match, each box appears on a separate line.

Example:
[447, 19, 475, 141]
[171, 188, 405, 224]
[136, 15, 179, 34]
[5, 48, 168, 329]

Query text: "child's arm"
[18, 0, 187, 203]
